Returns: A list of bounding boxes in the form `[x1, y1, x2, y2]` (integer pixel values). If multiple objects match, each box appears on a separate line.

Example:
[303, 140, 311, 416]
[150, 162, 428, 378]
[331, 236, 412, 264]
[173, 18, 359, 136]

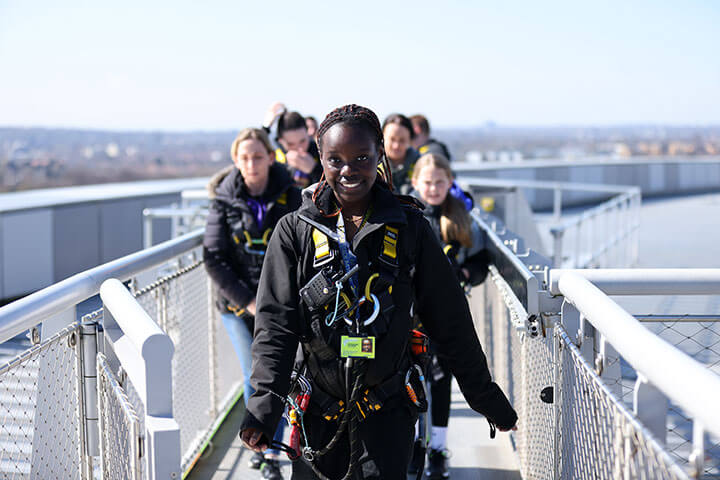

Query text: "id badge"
[340, 335, 375, 359]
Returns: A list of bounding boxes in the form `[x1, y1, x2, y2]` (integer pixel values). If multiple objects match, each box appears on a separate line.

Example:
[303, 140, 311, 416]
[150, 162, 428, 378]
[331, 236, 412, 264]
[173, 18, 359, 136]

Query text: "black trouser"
[291, 402, 417, 480]
[429, 355, 452, 428]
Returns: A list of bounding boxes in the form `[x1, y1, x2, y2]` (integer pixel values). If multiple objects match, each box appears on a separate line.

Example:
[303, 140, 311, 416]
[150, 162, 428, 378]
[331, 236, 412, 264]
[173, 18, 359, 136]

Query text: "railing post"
[170, 202, 180, 239]
[689, 421, 705, 478]
[143, 209, 154, 249]
[552, 328, 562, 480]
[100, 279, 181, 480]
[79, 320, 100, 477]
[207, 277, 218, 418]
[553, 185, 562, 222]
[633, 374, 668, 444]
[550, 227, 563, 268]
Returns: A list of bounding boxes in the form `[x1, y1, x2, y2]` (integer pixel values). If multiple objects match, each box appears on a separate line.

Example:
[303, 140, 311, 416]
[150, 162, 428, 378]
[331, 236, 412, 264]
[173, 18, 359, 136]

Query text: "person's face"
[383, 123, 411, 164]
[233, 139, 274, 188]
[412, 164, 451, 206]
[279, 128, 310, 153]
[320, 123, 380, 209]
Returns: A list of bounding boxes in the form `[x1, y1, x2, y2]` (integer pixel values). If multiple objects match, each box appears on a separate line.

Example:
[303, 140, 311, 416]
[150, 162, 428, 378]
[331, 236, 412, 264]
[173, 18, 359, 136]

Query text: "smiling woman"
[239, 104, 516, 480]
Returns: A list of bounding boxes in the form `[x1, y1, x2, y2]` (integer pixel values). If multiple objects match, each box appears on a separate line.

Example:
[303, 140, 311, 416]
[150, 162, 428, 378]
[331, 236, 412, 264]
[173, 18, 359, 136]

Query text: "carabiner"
[343, 294, 379, 327]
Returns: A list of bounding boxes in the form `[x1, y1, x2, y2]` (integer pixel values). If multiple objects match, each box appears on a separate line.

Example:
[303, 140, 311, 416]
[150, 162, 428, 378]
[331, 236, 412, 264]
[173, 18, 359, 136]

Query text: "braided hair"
[313, 104, 395, 216]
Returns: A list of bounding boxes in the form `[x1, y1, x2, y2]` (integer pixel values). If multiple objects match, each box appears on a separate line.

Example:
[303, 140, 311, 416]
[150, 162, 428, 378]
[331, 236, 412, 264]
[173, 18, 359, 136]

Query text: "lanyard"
[335, 208, 371, 299]
[336, 215, 359, 298]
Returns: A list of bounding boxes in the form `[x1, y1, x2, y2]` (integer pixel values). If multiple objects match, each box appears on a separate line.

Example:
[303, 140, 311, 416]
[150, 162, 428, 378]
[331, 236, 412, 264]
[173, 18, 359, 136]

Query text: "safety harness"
[277, 213, 428, 480]
[225, 192, 289, 316]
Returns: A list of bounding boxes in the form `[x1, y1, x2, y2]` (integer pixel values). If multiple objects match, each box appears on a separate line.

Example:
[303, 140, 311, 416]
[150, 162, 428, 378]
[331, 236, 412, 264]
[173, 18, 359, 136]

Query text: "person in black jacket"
[409, 153, 490, 479]
[240, 105, 516, 480]
[203, 127, 302, 480]
[382, 113, 420, 194]
[409, 115, 452, 162]
[263, 102, 323, 188]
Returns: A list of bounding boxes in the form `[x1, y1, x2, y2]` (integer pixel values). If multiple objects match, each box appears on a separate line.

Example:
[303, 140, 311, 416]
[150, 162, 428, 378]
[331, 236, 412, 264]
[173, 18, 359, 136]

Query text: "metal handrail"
[471, 211, 540, 316]
[459, 176, 636, 195]
[556, 271, 720, 437]
[548, 268, 720, 296]
[0, 228, 204, 344]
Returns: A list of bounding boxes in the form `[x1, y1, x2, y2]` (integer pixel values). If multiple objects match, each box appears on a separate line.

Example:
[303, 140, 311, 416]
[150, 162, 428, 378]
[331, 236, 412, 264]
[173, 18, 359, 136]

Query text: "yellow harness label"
[340, 335, 375, 359]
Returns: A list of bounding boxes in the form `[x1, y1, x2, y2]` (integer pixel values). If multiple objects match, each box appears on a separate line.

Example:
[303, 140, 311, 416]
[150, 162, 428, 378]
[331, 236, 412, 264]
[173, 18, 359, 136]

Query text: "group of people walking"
[203, 103, 517, 480]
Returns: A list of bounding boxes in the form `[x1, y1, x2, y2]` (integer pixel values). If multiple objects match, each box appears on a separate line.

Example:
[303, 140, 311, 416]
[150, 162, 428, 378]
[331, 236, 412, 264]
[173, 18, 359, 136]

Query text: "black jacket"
[419, 202, 489, 286]
[390, 147, 420, 194]
[418, 138, 452, 161]
[203, 163, 302, 317]
[242, 181, 516, 441]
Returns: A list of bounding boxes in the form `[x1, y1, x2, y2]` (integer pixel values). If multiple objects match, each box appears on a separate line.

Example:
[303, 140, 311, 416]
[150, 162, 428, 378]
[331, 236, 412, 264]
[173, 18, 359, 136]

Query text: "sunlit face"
[320, 124, 380, 209]
[233, 139, 274, 189]
[412, 164, 452, 206]
[383, 123, 412, 165]
[279, 128, 310, 153]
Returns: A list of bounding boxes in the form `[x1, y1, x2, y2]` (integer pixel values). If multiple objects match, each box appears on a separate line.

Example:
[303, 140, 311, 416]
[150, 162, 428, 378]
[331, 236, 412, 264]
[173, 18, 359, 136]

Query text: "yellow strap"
[419, 145, 429, 154]
[243, 230, 253, 247]
[275, 148, 286, 164]
[262, 228, 272, 245]
[312, 229, 331, 261]
[382, 226, 399, 260]
[443, 244, 453, 256]
[364, 273, 379, 302]
[277, 192, 287, 205]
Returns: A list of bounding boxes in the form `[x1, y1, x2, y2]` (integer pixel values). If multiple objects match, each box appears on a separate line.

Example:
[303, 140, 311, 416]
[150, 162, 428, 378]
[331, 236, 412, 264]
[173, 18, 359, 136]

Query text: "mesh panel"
[557, 325, 689, 480]
[97, 353, 141, 480]
[518, 333, 555, 479]
[0, 325, 82, 479]
[132, 260, 242, 474]
[162, 264, 213, 468]
[643, 320, 720, 478]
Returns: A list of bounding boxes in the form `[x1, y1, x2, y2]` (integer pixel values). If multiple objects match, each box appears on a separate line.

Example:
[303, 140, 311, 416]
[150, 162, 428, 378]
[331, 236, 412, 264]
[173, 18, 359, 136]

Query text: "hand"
[240, 427, 269, 452]
[246, 299, 257, 316]
[263, 102, 286, 128]
[285, 150, 315, 174]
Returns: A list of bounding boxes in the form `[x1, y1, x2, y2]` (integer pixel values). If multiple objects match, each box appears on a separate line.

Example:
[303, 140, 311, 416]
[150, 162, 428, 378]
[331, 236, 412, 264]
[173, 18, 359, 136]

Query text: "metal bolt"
[30, 327, 41, 345]
[171, 472, 178, 479]
[68, 332, 77, 347]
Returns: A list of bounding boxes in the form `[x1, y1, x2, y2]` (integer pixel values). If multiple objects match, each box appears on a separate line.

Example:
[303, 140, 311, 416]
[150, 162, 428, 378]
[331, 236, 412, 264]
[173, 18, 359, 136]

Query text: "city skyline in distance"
[1, 0, 719, 131]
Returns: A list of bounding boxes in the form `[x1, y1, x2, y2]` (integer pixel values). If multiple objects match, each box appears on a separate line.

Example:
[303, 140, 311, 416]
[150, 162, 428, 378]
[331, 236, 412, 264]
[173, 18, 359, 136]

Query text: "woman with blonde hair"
[410, 152, 491, 479]
[204, 127, 302, 479]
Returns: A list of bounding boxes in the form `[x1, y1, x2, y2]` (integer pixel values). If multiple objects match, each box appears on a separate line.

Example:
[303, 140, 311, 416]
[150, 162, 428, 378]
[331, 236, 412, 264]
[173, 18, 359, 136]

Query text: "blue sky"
[0, 0, 718, 130]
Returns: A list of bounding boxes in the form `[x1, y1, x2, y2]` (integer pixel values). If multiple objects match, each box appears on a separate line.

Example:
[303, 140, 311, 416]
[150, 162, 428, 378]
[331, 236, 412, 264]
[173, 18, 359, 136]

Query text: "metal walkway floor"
[187, 380, 520, 480]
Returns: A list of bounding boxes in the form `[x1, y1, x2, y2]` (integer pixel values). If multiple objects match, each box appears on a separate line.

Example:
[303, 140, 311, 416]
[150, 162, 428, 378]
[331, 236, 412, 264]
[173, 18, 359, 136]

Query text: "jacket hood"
[206, 164, 235, 200]
[210, 163, 295, 205]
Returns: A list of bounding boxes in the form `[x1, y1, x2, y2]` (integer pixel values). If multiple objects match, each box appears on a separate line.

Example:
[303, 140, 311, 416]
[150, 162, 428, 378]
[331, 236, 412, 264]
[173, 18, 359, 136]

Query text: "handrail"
[100, 278, 181, 480]
[471, 210, 539, 316]
[459, 176, 636, 195]
[556, 271, 720, 437]
[548, 268, 720, 296]
[0, 228, 204, 344]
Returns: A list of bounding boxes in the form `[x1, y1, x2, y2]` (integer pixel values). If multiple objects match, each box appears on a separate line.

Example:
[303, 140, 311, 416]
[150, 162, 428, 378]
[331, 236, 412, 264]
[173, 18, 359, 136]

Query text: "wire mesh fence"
[0, 324, 83, 479]
[556, 325, 689, 480]
[643, 319, 720, 478]
[132, 259, 243, 475]
[97, 352, 142, 480]
[468, 264, 720, 480]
